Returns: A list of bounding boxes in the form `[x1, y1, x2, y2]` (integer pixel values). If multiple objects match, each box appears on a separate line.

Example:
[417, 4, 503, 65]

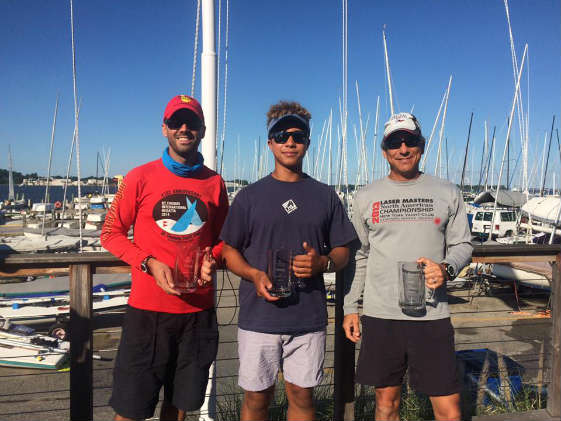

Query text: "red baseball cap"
[163, 95, 205, 125]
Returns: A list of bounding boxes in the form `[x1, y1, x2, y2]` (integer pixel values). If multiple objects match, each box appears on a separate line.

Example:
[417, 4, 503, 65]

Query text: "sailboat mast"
[488, 44, 528, 242]
[484, 126, 496, 190]
[69, 0, 83, 251]
[201, 0, 217, 171]
[445, 137, 449, 181]
[7, 145, 14, 202]
[382, 27, 394, 115]
[540, 115, 556, 196]
[435, 76, 452, 176]
[371, 96, 380, 183]
[421, 83, 447, 171]
[477, 123, 488, 192]
[460, 112, 474, 193]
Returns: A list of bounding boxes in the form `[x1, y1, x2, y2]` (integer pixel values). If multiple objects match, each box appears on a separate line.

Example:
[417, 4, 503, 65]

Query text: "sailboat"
[2, 146, 26, 211]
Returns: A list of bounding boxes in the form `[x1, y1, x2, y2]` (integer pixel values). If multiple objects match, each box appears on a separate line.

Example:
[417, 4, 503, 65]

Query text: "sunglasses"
[270, 130, 309, 144]
[385, 133, 421, 149]
[165, 118, 202, 131]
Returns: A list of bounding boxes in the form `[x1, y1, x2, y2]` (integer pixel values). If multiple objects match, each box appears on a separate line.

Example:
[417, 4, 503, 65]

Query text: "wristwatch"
[140, 255, 154, 273]
[325, 256, 335, 273]
[441, 263, 456, 281]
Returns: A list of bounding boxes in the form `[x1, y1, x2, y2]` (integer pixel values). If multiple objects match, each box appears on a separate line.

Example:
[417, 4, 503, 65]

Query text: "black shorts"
[109, 306, 219, 419]
[356, 316, 460, 397]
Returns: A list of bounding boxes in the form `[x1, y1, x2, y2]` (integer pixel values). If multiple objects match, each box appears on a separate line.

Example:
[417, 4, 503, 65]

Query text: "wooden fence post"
[334, 270, 355, 421]
[548, 254, 561, 418]
[69, 263, 93, 421]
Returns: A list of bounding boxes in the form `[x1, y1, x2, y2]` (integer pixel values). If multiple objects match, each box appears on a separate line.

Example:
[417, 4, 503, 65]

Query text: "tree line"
[0, 169, 109, 185]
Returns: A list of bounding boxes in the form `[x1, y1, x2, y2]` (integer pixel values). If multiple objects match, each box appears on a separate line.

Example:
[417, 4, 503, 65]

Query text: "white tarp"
[521, 196, 561, 225]
[473, 190, 527, 207]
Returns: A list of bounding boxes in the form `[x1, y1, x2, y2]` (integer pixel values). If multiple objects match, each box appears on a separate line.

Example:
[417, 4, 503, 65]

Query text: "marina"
[1, 0, 560, 419]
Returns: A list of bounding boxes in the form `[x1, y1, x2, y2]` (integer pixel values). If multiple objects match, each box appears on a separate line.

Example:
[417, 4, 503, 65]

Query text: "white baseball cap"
[382, 112, 424, 144]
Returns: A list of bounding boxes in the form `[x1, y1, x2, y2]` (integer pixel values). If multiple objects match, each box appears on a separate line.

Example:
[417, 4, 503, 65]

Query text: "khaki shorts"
[237, 328, 326, 391]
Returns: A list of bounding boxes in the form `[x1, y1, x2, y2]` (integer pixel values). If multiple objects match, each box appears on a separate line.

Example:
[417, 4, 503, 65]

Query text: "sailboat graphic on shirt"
[153, 192, 208, 236]
[171, 198, 203, 232]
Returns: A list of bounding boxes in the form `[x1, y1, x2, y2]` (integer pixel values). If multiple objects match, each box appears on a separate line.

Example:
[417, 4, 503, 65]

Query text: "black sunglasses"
[165, 118, 202, 131]
[270, 130, 309, 144]
[385, 133, 421, 149]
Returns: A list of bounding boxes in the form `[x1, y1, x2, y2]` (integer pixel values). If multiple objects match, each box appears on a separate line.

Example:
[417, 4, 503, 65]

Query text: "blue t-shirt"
[220, 174, 357, 334]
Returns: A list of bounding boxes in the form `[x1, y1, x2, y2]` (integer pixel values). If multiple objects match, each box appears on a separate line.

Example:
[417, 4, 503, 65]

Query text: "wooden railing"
[0, 252, 127, 421]
[0, 245, 560, 421]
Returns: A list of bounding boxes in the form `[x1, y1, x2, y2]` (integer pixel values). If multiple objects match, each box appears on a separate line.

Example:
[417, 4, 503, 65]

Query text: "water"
[0, 184, 117, 204]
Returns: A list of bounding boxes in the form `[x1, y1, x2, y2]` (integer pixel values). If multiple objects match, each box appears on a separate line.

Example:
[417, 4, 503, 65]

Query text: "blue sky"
[1, 0, 560, 189]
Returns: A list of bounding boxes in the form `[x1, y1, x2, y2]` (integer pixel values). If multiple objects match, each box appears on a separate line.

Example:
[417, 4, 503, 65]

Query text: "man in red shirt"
[101, 95, 228, 421]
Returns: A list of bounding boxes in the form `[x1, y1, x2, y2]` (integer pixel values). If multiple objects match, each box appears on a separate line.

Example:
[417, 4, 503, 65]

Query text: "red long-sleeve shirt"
[101, 159, 228, 313]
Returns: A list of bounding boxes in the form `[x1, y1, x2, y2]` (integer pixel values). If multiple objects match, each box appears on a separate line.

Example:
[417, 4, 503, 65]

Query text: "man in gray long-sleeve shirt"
[343, 112, 472, 421]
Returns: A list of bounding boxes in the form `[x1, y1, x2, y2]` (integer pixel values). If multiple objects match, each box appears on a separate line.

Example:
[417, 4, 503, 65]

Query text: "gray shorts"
[237, 328, 326, 391]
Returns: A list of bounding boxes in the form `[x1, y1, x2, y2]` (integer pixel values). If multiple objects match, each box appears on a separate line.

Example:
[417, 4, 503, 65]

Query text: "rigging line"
[371, 96, 380, 183]
[191, 0, 201, 96]
[320, 117, 332, 182]
[315, 118, 328, 179]
[540, 116, 556, 197]
[218, 0, 230, 175]
[524, 54, 530, 192]
[61, 100, 82, 221]
[460, 112, 474, 192]
[42, 95, 60, 237]
[504, 0, 526, 155]
[485, 127, 497, 189]
[421, 82, 447, 171]
[435, 77, 453, 176]
[7, 145, 14, 201]
[445, 137, 449, 182]
[69, 0, 83, 252]
[488, 44, 528, 243]
[508, 149, 522, 188]
[355, 80, 366, 185]
[477, 124, 488, 191]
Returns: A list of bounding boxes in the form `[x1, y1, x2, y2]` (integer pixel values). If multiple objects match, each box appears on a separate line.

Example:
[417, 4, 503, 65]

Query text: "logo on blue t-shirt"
[282, 199, 298, 215]
[153, 192, 208, 236]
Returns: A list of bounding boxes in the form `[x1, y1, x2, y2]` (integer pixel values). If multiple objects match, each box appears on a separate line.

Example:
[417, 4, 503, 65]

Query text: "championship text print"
[372, 197, 435, 224]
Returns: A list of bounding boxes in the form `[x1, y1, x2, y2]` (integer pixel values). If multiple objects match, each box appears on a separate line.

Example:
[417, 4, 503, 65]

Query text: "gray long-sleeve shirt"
[343, 174, 473, 320]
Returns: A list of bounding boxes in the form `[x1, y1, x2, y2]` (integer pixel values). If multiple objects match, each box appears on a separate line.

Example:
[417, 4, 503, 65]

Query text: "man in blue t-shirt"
[220, 101, 357, 421]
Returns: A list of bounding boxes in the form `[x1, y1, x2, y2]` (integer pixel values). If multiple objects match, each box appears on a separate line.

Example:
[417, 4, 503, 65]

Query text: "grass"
[209, 373, 547, 420]
[355, 384, 435, 421]
[474, 383, 547, 418]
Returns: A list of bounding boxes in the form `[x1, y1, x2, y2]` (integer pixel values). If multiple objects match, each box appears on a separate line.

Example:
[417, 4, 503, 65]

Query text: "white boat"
[0, 234, 87, 253]
[60, 220, 80, 229]
[84, 210, 106, 231]
[86, 211, 106, 223]
[30, 203, 54, 213]
[519, 196, 561, 236]
[0, 330, 69, 369]
[0, 290, 129, 324]
[104, 194, 116, 205]
[491, 261, 551, 290]
[73, 197, 90, 212]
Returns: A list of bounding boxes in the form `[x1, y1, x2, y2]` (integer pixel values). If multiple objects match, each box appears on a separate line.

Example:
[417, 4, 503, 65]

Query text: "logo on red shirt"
[153, 192, 208, 237]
